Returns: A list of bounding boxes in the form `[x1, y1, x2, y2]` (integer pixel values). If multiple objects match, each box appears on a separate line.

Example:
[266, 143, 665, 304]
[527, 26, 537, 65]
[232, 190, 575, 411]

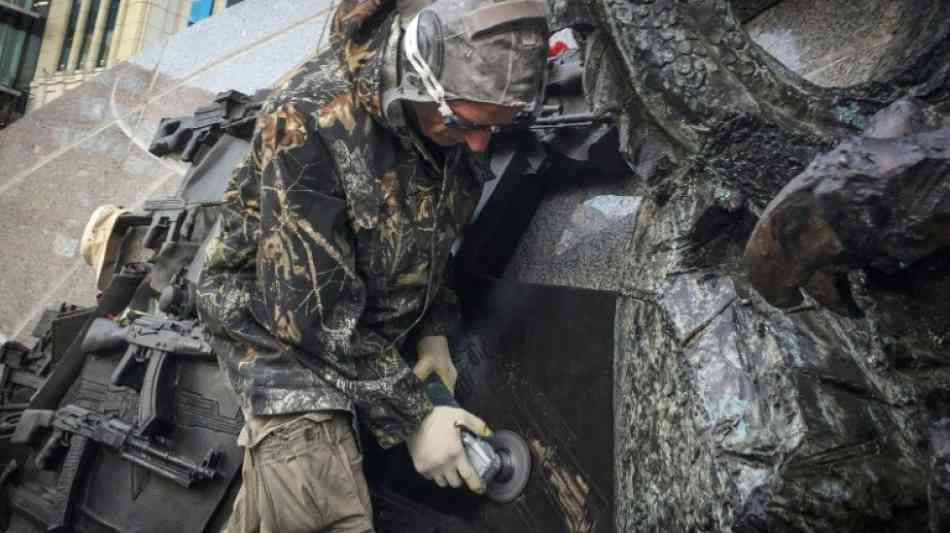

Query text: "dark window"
[57, 0, 82, 71]
[75, 0, 101, 69]
[14, 15, 42, 91]
[226, 0, 245, 6]
[0, 3, 43, 123]
[95, 0, 120, 68]
[0, 10, 29, 89]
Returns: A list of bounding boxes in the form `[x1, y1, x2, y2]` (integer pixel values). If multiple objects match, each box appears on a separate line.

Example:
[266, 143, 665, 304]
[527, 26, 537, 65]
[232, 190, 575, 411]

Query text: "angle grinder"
[460, 428, 532, 503]
[419, 373, 531, 502]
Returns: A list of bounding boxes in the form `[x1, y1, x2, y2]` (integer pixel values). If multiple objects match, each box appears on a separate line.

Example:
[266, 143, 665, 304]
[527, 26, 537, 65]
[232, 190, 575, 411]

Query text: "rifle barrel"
[526, 112, 612, 130]
[127, 437, 216, 480]
[119, 450, 195, 487]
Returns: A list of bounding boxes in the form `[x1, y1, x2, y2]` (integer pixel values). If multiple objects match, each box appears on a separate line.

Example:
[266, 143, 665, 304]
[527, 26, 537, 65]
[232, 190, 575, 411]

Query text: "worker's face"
[410, 100, 520, 153]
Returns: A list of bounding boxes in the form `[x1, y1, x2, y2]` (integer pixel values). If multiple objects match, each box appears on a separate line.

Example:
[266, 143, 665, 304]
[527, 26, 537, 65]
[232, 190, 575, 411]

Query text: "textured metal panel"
[63, 354, 242, 533]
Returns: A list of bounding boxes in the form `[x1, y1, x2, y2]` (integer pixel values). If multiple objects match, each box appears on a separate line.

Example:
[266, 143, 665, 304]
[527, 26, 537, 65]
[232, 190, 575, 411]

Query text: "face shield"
[384, 0, 549, 128]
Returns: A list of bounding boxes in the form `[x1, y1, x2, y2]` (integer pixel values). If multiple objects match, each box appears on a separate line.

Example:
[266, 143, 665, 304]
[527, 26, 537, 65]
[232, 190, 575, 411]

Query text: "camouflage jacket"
[196, 0, 484, 448]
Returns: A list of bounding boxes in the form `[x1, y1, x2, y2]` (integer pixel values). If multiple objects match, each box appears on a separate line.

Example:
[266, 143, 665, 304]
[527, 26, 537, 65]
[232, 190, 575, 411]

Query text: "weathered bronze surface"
[583, 0, 950, 531]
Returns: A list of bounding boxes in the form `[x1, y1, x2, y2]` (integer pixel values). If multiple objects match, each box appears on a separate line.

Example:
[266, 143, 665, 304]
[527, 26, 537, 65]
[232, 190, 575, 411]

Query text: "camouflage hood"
[330, 0, 396, 43]
[329, 0, 436, 37]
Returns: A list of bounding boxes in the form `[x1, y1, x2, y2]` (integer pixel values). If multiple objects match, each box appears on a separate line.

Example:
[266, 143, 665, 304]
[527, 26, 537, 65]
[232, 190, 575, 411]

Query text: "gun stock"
[34, 428, 64, 470]
[110, 344, 146, 390]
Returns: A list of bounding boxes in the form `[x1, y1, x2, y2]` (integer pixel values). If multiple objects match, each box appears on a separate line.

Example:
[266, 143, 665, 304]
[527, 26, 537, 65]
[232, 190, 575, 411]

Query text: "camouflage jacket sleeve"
[249, 98, 432, 446]
[417, 279, 462, 340]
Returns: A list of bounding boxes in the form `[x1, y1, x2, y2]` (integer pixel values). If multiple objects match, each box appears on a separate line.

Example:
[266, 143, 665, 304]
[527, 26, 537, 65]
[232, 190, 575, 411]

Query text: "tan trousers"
[223, 414, 374, 533]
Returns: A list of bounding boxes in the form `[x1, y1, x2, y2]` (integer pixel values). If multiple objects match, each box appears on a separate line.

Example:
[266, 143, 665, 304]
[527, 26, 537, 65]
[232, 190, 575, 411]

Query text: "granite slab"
[0, 0, 335, 340]
[504, 180, 640, 293]
[0, 124, 179, 338]
[747, 0, 906, 87]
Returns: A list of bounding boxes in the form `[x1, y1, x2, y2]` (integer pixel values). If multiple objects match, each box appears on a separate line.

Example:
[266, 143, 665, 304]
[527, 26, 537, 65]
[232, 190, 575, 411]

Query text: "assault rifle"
[12, 405, 221, 489]
[81, 316, 215, 436]
[148, 89, 262, 163]
[144, 91, 258, 270]
[500, 46, 614, 133]
[526, 110, 612, 130]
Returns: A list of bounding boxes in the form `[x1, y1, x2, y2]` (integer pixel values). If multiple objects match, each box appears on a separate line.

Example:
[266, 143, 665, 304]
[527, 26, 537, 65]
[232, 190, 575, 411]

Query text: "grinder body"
[461, 429, 531, 503]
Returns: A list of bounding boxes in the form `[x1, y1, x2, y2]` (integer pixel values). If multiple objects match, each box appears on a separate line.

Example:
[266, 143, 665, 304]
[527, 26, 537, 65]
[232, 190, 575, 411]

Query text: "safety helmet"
[80, 204, 130, 291]
[385, 0, 549, 127]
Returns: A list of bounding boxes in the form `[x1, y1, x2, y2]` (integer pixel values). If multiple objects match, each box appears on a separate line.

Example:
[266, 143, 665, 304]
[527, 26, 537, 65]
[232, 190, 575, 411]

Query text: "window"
[95, 0, 120, 67]
[188, 0, 213, 25]
[75, 0, 101, 69]
[57, 0, 82, 71]
[189, 0, 245, 25]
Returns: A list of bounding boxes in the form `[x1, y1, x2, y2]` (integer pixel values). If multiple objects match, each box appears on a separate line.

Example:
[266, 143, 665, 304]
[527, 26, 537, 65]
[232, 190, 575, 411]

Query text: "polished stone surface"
[0, 125, 179, 339]
[504, 179, 640, 293]
[747, 0, 914, 87]
[0, 0, 334, 340]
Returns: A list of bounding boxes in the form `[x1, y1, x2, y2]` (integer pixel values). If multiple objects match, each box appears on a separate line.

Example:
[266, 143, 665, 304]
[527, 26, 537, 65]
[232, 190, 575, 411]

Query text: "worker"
[195, 0, 549, 531]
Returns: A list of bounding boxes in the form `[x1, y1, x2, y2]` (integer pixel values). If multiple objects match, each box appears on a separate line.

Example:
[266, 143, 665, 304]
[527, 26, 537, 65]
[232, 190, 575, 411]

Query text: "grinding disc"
[486, 429, 531, 503]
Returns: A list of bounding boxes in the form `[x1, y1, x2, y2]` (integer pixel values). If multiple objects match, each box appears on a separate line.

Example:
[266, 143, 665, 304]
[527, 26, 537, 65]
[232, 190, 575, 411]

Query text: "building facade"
[27, 0, 242, 111]
[0, 0, 46, 127]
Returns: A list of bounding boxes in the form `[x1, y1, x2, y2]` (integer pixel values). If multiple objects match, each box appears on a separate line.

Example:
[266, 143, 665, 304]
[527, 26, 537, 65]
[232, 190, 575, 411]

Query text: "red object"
[548, 41, 569, 58]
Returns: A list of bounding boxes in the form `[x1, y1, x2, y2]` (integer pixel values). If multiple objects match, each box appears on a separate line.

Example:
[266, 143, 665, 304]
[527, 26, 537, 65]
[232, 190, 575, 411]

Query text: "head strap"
[404, 13, 454, 120]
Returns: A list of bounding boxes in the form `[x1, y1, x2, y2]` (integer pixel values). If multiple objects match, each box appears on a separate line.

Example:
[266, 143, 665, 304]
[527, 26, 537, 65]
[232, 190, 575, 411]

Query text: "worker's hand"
[406, 406, 491, 494]
[413, 336, 458, 395]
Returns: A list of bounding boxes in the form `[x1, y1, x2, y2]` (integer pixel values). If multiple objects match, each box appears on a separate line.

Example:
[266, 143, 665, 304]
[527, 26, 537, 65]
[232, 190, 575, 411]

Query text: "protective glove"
[406, 406, 491, 493]
[413, 335, 458, 395]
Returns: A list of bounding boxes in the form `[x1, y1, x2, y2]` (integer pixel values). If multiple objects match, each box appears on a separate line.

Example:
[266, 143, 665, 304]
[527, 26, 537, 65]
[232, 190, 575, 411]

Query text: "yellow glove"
[406, 406, 491, 493]
[413, 336, 458, 394]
